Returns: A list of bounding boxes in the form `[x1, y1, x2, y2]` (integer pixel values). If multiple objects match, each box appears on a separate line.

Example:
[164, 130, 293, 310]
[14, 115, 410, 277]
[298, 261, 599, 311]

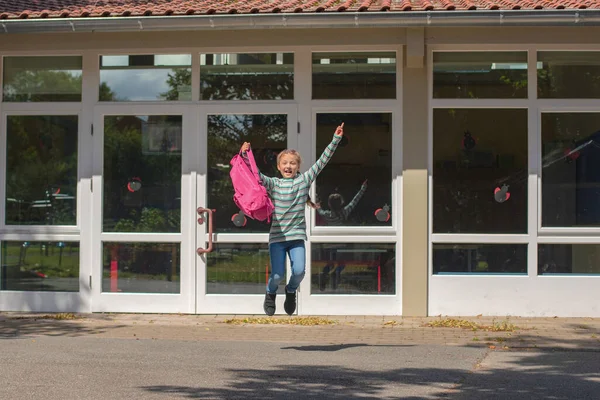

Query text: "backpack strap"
[243, 148, 261, 181]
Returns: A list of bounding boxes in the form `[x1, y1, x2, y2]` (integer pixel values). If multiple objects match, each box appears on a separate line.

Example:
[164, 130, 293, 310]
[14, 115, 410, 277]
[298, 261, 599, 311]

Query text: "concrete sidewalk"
[1, 313, 599, 351]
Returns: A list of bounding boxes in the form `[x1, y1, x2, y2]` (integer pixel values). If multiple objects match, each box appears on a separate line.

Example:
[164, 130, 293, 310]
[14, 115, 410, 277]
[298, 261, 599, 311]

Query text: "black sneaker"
[263, 293, 276, 316]
[284, 288, 296, 316]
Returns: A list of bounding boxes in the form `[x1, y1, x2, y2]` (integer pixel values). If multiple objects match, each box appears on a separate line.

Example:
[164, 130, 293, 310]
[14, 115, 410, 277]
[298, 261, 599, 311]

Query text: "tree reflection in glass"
[207, 114, 287, 233]
[103, 116, 182, 233]
[5, 116, 78, 226]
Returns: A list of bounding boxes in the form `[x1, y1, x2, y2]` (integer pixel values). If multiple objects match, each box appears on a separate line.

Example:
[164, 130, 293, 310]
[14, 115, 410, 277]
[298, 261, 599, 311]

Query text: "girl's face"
[277, 154, 300, 178]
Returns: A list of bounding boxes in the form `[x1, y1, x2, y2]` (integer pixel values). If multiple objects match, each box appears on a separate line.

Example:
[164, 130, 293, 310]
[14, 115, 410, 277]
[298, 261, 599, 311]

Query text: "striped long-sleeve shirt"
[259, 134, 342, 244]
[317, 184, 367, 226]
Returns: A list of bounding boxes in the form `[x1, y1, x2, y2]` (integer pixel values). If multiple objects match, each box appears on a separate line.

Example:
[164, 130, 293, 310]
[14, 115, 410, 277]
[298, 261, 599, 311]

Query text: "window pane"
[433, 244, 527, 274]
[311, 243, 395, 294]
[3, 56, 82, 102]
[538, 52, 600, 98]
[541, 113, 600, 227]
[315, 113, 392, 227]
[433, 52, 528, 99]
[433, 109, 528, 234]
[102, 242, 179, 293]
[207, 243, 280, 294]
[312, 52, 396, 99]
[100, 54, 192, 101]
[539, 244, 600, 274]
[1, 241, 79, 292]
[6, 116, 78, 226]
[207, 114, 287, 233]
[103, 116, 182, 233]
[201, 53, 293, 100]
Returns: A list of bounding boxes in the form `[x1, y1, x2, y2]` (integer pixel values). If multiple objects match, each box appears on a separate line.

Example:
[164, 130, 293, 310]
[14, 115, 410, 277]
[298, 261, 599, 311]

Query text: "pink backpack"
[230, 148, 274, 222]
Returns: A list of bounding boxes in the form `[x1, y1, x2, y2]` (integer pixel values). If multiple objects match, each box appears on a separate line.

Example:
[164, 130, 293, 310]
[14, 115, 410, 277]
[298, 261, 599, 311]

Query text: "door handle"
[197, 207, 214, 255]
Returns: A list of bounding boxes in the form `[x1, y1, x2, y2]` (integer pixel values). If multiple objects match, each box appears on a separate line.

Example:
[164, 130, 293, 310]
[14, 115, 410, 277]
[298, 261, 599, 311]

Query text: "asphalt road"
[0, 336, 598, 399]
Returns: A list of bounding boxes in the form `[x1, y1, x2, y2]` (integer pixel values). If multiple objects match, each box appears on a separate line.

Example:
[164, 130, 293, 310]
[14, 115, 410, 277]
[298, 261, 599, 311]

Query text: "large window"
[1, 241, 79, 292]
[102, 242, 179, 293]
[103, 115, 182, 233]
[315, 113, 392, 227]
[5, 115, 78, 226]
[201, 53, 294, 100]
[541, 113, 600, 227]
[3, 56, 82, 102]
[311, 243, 395, 294]
[539, 244, 600, 274]
[433, 52, 528, 99]
[538, 52, 600, 99]
[312, 52, 396, 99]
[432, 109, 528, 234]
[207, 114, 287, 233]
[100, 54, 192, 101]
[206, 243, 277, 294]
[433, 244, 527, 274]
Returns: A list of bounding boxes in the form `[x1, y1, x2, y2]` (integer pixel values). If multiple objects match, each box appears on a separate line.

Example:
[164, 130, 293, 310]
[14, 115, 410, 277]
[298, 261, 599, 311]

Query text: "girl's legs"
[285, 240, 306, 293]
[267, 241, 287, 294]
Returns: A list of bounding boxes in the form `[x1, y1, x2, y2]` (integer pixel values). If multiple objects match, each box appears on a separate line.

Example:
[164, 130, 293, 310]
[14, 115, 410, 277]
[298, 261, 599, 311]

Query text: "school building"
[0, 1, 599, 317]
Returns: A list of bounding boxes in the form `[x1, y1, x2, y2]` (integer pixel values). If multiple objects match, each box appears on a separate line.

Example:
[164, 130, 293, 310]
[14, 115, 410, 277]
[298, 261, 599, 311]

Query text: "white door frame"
[298, 106, 403, 316]
[195, 103, 298, 314]
[0, 108, 90, 312]
[90, 104, 195, 313]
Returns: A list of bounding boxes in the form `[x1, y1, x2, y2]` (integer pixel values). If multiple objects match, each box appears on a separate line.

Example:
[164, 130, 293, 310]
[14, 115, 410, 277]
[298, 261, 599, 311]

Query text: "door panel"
[91, 105, 195, 313]
[195, 105, 297, 314]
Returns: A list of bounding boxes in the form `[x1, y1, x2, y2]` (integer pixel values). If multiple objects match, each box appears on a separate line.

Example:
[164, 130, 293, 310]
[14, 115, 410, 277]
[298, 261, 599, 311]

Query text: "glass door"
[300, 110, 402, 315]
[90, 105, 195, 313]
[196, 104, 297, 314]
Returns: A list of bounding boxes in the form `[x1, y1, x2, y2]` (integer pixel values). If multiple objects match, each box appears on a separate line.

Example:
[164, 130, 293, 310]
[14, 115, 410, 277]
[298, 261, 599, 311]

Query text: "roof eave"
[0, 10, 596, 34]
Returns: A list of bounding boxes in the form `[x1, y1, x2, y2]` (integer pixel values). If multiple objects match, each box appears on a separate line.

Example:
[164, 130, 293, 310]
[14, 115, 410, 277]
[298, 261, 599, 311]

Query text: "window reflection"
[207, 114, 287, 233]
[1, 241, 79, 292]
[539, 244, 600, 274]
[100, 54, 192, 101]
[433, 244, 527, 274]
[6, 115, 78, 226]
[201, 53, 293, 100]
[3, 56, 82, 102]
[102, 242, 179, 293]
[315, 113, 392, 227]
[433, 52, 528, 99]
[312, 52, 396, 99]
[538, 52, 600, 99]
[311, 243, 395, 294]
[541, 113, 600, 227]
[206, 244, 278, 294]
[433, 109, 528, 234]
[103, 116, 182, 233]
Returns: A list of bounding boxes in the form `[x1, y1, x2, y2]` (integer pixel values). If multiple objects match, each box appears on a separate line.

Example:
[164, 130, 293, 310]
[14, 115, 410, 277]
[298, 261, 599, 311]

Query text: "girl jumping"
[240, 123, 344, 316]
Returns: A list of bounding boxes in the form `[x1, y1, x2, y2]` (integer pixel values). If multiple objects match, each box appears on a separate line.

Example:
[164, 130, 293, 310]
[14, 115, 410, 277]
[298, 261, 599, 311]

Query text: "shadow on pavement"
[280, 343, 412, 352]
[0, 315, 125, 339]
[142, 336, 600, 400]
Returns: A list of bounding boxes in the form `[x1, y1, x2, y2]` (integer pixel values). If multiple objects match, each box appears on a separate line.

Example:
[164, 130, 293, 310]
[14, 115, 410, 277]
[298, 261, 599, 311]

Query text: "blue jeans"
[267, 240, 305, 294]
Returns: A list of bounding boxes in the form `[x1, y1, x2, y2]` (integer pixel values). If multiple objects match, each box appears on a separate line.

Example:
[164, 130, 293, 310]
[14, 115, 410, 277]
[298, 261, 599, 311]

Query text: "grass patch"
[223, 316, 337, 326]
[424, 318, 519, 332]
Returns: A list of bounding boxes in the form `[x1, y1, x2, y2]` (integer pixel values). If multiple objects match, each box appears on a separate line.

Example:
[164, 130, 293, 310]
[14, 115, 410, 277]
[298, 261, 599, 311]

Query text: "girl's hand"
[334, 122, 344, 136]
[240, 142, 250, 153]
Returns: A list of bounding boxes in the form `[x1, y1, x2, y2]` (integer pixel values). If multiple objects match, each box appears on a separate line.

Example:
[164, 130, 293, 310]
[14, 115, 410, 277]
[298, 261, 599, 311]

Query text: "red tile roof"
[0, 1, 598, 20]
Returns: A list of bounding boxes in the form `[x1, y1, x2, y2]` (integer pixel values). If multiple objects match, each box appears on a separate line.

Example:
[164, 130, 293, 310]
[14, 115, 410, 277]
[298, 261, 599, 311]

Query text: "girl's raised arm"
[303, 123, 344, 184]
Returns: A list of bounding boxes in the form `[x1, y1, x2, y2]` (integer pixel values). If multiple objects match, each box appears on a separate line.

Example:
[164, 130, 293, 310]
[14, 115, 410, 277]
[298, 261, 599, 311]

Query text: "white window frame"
[297, 45, 403, 315]
[428, 44, 600, 318]
[0, 51, 90, 310]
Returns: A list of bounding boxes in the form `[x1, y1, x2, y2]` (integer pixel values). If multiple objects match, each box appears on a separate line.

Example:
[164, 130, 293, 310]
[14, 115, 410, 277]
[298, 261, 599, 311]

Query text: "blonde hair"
[277, 149, 317, 209]
[277, 149, 302, 166]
